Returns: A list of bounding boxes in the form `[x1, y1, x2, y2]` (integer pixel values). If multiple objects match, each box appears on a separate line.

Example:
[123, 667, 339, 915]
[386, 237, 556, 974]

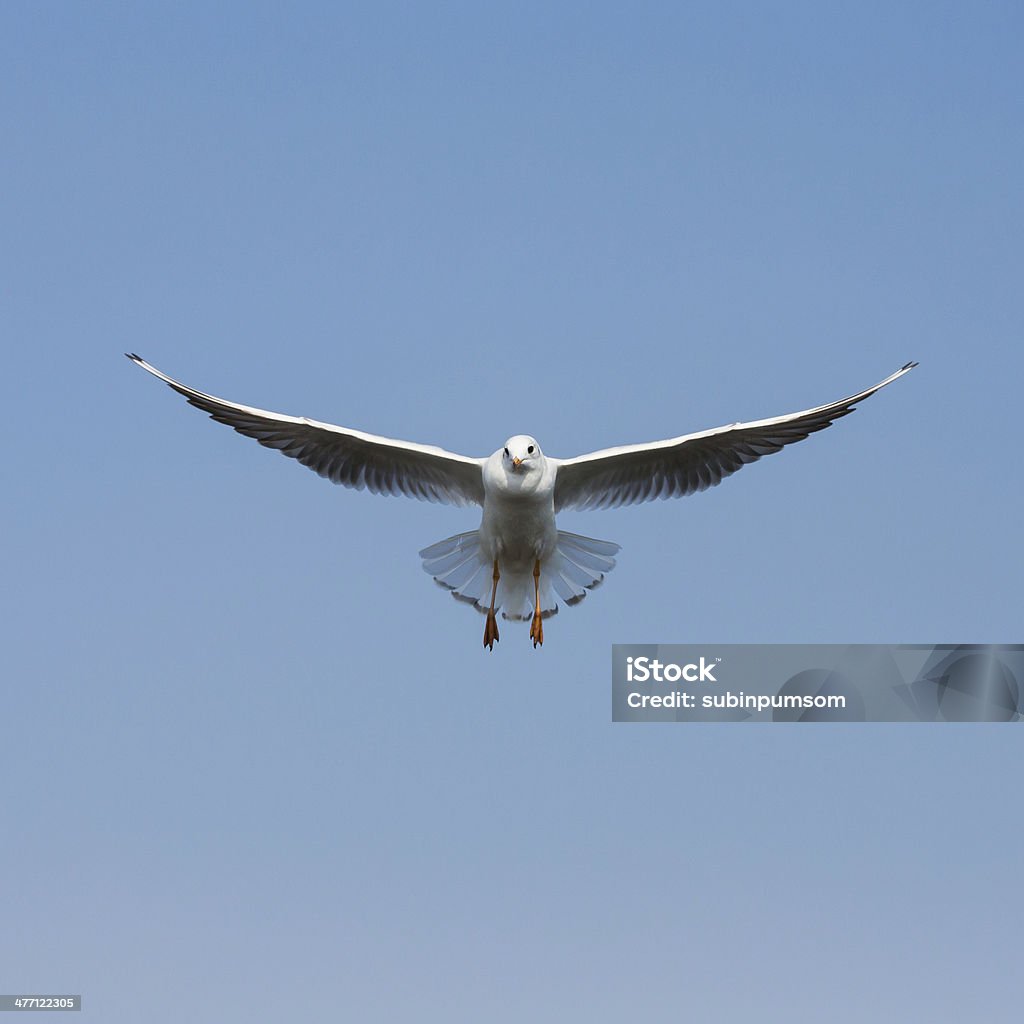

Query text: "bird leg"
[529, 559, 544, 648]
[483, 559, 500, 650]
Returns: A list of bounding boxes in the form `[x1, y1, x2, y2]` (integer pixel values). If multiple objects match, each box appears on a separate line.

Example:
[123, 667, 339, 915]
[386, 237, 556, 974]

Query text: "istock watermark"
[612, 645, 1024, 723]
[625, 655, 719, 683]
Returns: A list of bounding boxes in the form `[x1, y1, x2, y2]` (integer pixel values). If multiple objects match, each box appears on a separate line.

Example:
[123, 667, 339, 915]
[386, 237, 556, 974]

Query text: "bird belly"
[479, 495, 557, 571]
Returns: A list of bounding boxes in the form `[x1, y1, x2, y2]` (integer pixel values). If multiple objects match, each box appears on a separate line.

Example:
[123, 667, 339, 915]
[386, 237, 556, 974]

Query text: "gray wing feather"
[553, 362, 917, 512]
[128, 354, 485, 507]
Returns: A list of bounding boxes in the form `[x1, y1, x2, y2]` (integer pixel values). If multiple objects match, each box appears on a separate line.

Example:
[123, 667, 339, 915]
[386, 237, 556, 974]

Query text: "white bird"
[127, 355, 916, 649]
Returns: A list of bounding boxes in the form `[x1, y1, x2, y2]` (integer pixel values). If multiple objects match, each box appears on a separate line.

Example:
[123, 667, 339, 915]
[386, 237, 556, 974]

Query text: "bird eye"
[527, 445, 534, 454]
[504, 447, 509, 457]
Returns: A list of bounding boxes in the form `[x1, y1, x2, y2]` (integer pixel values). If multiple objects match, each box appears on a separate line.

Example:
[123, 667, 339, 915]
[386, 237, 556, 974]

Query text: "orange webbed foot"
[529, 613, 544, 648]
[483, 611, 500, 651]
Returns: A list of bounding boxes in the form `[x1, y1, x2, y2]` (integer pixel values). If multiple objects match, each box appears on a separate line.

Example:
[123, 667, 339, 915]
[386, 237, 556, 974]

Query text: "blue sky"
[2, 2, 1021, 1020]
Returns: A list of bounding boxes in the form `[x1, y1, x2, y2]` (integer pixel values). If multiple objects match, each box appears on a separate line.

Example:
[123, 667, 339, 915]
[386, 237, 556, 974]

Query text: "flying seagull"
[127, 354, 916, 649]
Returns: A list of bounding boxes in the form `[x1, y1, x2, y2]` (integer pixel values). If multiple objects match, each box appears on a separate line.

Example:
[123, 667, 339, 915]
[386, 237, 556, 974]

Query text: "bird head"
[502, 435, 543, 473]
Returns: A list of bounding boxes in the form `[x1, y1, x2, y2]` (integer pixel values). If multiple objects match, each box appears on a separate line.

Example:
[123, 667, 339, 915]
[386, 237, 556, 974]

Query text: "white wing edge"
[126, 353, 486, 469]
[554, 361, 918, 469]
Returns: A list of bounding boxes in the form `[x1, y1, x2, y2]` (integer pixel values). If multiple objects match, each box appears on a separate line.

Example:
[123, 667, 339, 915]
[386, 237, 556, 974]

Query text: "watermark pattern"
[612, 645, 1024, 722]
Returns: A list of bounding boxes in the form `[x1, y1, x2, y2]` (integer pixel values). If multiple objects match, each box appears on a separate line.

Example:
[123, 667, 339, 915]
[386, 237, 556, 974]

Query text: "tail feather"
[557, 553, 604, 589]
[421, 531, 490, 607]
[556, 531, 620, 559]
[423, 546, 478, 578]
[420, 529, 620, 619]
[420, 532, 480, 568]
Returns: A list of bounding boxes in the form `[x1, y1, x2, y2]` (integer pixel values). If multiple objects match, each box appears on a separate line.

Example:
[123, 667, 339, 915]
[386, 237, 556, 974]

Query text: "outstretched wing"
[553, 362, 917, 512]
[128, 354, 486, 507]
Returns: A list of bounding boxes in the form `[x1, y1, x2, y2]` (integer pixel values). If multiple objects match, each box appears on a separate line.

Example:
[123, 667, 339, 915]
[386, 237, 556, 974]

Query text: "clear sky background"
[2, 2, 1021, 1021]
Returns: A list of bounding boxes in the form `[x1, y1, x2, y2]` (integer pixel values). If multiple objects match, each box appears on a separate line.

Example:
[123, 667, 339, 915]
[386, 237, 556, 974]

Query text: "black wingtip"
[125, 352, 142, 363]
[903, 360, 919, 370]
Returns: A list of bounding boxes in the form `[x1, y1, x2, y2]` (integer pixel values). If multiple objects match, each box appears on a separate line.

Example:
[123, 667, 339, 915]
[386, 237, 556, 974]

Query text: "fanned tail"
[419, 531, 492, 611]
[419, 530, 620, 619]
[547, 530, 620, 609]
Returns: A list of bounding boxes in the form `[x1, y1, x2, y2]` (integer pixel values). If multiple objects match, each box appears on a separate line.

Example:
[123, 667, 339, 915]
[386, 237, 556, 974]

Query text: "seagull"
[127, 354, 916, 649]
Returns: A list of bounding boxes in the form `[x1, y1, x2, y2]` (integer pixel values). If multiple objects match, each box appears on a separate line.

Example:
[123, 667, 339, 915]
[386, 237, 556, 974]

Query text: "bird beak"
[512, 457, 523, 468]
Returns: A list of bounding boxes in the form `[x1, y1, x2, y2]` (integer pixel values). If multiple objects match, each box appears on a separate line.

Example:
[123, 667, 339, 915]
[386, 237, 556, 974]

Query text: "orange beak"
[512, 457, 523, 468]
